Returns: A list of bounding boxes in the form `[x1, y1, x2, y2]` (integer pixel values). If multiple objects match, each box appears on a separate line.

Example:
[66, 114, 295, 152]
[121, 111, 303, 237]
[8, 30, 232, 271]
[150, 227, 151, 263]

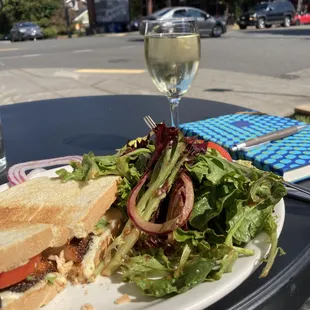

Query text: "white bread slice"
[0, 175, 120, 238]
[68, 208, 123, 284]
[0, 222, 71, 273]
[1, 272, 67, 310]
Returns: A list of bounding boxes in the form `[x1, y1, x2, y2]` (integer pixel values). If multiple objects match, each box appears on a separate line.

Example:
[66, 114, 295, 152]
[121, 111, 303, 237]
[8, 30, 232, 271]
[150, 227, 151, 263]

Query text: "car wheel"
[211, 25, 223, 37]
[265, 24, 272, 28]
[256, 18, 266, 29]
[239, 25, 247, 30]
[283, 15, 291, 27]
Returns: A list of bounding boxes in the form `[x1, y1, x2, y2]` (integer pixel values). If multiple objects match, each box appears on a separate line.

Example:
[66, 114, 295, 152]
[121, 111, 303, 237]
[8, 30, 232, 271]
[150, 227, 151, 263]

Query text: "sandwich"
[0, 175, 124, 310]
[0, 222, 70, 310]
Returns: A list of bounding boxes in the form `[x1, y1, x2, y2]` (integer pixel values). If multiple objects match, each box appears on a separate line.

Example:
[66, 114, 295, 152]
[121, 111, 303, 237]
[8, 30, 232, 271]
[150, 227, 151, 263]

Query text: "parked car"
[10, 22, 44, 42]
[237, 0, 295, 29]
[292, 12, 310, 25]
[127, 19, 140, 31]
[139, 7, 227, 38]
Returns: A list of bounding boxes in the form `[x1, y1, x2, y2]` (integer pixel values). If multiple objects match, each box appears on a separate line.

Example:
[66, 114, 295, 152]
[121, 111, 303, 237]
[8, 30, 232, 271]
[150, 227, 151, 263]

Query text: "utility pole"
[87, 0, 96, 33]
[147, 0, 153, 15]
[64, 0, 72, 38]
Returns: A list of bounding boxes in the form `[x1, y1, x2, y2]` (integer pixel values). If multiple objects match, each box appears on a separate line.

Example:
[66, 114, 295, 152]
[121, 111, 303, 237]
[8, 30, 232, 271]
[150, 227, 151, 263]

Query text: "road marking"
[72, 49, 93, 53]
[120, 45, 137, 49]
[0, 54, 41, 60]
[104, 33, 127, 37]
[0, 48, 19, 52]
[21, 54, 41, 58]
[76, 69, 146, 74]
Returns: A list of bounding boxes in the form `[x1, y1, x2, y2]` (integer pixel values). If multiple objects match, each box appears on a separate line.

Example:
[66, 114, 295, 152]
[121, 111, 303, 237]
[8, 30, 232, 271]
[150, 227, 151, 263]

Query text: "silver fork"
[143, 115, 157, 130]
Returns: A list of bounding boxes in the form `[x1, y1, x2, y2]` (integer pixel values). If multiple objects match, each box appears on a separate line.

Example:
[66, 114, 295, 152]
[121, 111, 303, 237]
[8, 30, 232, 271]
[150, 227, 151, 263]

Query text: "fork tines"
[143, 115, 157, 130]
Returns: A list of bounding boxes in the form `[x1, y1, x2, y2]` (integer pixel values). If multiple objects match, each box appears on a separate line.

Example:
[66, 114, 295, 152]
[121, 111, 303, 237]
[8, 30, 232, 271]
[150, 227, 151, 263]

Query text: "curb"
[55, 32, 137, 40]
[295, 104, 310, 115]
[57, 35, 79, 40]
[228, 24, 240, 30]
[93, 31, 138, 38]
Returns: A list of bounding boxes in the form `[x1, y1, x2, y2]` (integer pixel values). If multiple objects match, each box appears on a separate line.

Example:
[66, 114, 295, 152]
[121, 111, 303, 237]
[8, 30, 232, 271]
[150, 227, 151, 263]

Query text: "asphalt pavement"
[0, 26, 310, 116]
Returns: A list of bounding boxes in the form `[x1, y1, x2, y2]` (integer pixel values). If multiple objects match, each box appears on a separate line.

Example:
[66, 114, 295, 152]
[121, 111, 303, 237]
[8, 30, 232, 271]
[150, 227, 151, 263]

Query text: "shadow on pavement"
[245, 28, 310, 36]
[127, 36, 228, 42]
[128, 38, 144, 42]
[205, 88, 310, 99]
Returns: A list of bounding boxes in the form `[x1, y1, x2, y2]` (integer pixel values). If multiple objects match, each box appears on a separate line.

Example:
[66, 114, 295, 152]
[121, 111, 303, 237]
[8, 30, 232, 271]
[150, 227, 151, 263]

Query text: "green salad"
[57, 124, 286, 297]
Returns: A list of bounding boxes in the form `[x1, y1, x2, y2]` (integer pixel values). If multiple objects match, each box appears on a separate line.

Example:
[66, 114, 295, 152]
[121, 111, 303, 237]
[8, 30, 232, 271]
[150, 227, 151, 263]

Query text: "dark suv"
[237, 0, 295, 29]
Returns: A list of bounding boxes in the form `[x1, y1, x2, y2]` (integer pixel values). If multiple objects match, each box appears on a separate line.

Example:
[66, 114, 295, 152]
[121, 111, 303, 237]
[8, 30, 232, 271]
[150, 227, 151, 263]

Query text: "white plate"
[0, 166, 285, 310]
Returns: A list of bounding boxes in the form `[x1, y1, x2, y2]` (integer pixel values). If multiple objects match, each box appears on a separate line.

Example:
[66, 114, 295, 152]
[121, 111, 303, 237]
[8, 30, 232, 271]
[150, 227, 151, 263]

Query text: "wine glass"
[144, 18, 201, 128]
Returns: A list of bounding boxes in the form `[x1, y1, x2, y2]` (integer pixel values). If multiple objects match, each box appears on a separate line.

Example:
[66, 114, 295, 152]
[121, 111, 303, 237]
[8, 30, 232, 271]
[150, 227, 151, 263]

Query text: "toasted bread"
[0, 175, 120, 238]
[0, 222, 71, 273]
[1, 272, 66, 310]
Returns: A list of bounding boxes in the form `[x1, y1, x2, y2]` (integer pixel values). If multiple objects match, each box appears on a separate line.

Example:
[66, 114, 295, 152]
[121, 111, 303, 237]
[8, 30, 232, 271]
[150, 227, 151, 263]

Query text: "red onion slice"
[7, 156, 82, 186]
[128, 172, 194, 235]
[26, 168, 48, 179]
[7, 173, 19, 186]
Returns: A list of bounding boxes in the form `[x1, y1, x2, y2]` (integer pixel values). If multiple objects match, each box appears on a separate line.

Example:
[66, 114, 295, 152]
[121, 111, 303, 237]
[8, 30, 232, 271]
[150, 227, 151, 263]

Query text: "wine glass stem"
[169, 97, 180, 128]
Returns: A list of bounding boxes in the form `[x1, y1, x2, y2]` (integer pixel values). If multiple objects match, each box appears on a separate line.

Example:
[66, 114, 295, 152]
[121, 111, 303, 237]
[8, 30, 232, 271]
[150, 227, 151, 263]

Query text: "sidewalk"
[0, 67, 309, 116]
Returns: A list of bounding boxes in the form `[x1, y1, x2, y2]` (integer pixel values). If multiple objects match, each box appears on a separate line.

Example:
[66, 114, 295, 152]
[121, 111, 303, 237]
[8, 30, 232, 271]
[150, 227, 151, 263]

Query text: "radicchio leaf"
[148, 123, 179, 168]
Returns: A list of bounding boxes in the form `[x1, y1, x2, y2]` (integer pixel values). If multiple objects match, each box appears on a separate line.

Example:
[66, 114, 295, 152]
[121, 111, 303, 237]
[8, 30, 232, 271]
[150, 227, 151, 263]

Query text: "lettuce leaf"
[122, 255, 172, 282]
[187, 152, 286, 236]
[129, 257, 215, 297]
[259, 214, 285, 278]
[173, 228, 206, 246]
[208, 249, 239, 281]
[56, 146, 153, 210]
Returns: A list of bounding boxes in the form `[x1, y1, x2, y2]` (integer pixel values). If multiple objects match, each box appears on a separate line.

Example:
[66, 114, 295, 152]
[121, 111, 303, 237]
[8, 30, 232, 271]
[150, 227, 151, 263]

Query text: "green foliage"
[0, 0, 61, 34]
[43, 26, 58, 38]
[292, 114, 310, 124]
[129, 0, 142, 20]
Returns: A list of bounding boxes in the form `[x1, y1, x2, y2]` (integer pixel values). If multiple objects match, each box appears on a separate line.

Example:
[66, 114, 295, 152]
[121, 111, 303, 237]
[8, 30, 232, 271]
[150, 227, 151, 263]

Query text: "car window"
[19, 22, 36, 28]
[284, 2, 294, 10]
[251, 3, 268, 11]
[274, 2, 291, 11]
[269, 4, 276, 10]
[172, 9, 187, 18]
[187, 9, 207, 19]
[273, 2, 283, 10]
[152, 8, 172, 17]
[282, 2, 290, 10]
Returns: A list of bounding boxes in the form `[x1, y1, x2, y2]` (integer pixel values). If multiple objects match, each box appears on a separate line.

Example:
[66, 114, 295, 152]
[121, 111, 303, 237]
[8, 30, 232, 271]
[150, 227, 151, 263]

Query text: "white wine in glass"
[144, 19, 201, 127]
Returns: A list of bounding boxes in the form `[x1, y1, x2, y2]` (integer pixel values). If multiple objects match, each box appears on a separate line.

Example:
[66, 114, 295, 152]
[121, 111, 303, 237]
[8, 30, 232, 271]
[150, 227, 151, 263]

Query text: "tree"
[297, 0, 302, 12]
[2, 0, 61, 27]
[129, 0, 142, 19]
[221, 0, 246, 24]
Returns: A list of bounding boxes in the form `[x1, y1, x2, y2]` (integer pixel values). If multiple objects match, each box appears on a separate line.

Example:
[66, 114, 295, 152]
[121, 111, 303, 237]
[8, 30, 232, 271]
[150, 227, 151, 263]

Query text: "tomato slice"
[195, 140, 232, 161]
[188, 139, 232, 161]
[0, 254, 41, 289]
[206, 141, 232, 161]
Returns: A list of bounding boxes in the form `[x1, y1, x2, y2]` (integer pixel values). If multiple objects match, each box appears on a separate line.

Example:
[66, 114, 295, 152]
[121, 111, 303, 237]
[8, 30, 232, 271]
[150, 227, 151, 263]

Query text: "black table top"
[0, 95, 248, 165]
[0, 95, 309, 310]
